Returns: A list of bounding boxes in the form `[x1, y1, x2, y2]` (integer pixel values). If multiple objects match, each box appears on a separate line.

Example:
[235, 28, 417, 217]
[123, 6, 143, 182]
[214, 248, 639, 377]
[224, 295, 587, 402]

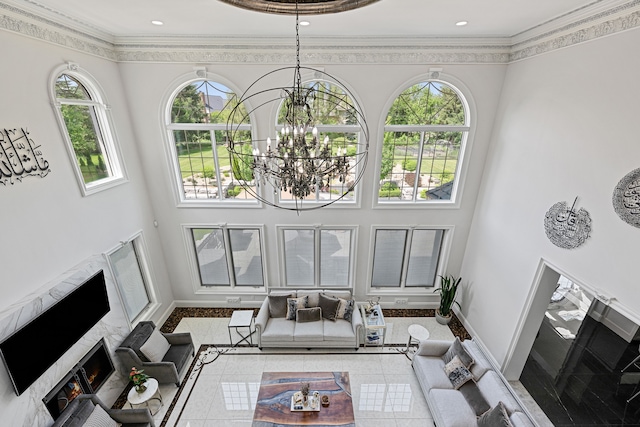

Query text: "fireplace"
[43, 338, 115, 420]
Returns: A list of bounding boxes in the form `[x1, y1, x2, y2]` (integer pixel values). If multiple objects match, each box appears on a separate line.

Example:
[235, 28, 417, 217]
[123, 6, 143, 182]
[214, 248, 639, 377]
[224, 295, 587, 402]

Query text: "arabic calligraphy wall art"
[544, 197, 592, 249]
[612, 167, 640, 228]
[0, 128, 50, 185]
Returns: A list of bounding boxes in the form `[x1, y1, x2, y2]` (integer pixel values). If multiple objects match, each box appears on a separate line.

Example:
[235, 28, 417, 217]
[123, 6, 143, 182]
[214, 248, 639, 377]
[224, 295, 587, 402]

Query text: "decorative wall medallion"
[612, 167, 640, 228]
[0, 128, 51, 185]
[544, 197, 592, 249]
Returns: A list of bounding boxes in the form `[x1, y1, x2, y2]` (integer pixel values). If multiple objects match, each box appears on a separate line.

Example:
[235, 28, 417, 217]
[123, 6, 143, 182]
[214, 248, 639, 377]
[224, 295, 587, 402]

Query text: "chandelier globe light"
[226, 2, 369, 212]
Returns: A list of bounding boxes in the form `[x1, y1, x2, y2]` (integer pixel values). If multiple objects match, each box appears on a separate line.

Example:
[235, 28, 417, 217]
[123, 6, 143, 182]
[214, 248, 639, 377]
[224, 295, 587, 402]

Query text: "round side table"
[127, 378, 163, 415]
[406, 324, 430, 357]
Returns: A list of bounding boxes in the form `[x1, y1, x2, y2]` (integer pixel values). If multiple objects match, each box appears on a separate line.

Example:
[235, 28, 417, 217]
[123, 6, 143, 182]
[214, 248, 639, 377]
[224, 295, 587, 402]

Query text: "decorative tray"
[291, 391, 320, 412]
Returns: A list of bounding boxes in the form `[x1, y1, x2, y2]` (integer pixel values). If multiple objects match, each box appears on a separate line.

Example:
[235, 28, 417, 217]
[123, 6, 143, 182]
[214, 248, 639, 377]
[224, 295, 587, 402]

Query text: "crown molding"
[511, 2, 640, 62]
[0, 0, 638, 65]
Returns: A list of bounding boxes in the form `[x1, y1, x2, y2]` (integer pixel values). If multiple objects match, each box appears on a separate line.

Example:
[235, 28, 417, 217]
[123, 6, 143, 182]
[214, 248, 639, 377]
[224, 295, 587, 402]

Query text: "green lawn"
[178, 145, 230, 178]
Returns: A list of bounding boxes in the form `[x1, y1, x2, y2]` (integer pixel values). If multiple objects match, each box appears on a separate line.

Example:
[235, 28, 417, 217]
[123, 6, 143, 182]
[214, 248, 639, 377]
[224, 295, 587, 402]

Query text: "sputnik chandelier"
[226, 1, 369, 212]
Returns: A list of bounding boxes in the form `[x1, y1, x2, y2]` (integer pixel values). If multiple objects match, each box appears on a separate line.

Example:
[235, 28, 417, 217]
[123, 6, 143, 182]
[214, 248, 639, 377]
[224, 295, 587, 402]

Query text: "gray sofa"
[413, 338, 537, 427]
[255, 289, 363, 349]
[116, 321, 194, 387]
[51, 394, 155, 427]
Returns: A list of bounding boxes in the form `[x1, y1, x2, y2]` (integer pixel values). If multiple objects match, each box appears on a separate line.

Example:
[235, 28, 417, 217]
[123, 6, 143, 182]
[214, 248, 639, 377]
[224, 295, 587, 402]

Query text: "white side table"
[127, 378, 163, 415]
[360, 304, 386, 346]
[406, 324, 430, 357]
[228, 310, 255, 347]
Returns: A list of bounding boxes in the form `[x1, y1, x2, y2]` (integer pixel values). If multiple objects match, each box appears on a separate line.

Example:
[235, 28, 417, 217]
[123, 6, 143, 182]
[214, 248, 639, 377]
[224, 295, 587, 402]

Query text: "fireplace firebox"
[43, 338, 115, 420]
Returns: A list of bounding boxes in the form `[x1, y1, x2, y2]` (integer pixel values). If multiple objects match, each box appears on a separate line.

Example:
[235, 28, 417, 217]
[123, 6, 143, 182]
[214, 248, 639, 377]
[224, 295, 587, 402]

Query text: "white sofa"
[254, 289, 363, 349]
[413, 338, 537, 427]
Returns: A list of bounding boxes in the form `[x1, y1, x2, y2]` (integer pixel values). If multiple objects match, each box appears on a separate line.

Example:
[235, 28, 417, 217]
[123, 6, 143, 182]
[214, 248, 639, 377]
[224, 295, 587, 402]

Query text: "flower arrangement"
[129, 367, 149, 392]
[300, 382, 310, 397]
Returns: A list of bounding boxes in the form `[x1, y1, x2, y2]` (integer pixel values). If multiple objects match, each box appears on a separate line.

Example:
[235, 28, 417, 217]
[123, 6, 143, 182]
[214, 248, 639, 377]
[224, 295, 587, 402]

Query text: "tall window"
[109, 239, 152, 323]
[52, 64, 125, 195]
[276, 80, 364, 205]
[190, 226, 265, 287]
[167, 80, 256, 203]
[371, 228, 444, 288]
[280, 226, 355, 287]
[379, 81, 468, 203]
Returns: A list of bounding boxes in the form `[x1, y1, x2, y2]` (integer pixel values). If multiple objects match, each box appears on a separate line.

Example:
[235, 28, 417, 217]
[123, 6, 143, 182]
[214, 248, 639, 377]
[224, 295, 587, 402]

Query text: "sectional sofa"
[413, 338, 537, 426]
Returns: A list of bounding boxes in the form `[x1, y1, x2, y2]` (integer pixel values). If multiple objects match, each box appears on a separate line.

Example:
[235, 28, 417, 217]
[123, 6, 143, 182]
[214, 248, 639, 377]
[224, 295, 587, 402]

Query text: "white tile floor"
[146, 317, 455, 427]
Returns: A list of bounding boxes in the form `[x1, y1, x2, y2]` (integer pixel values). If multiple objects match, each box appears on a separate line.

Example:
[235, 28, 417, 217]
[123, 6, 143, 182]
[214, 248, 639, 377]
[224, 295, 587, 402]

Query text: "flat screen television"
[0, 270, 110, 396]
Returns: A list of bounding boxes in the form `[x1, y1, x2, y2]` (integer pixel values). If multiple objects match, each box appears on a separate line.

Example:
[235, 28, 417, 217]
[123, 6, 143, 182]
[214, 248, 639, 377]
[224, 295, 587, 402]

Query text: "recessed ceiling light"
[151, 20, 164, 26]
[456, 21, 468, 26]
[299, 21, 310, 26]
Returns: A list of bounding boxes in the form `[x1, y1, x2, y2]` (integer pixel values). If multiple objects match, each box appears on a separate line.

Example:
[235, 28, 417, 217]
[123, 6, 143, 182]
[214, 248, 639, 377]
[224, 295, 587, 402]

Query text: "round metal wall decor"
[612, 167, 640, 228]
[544, 199, 592, 249]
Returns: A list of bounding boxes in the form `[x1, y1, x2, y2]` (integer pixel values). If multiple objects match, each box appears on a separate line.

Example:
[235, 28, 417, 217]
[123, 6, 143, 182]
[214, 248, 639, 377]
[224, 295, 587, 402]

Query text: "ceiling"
[8, 0, 603, 41]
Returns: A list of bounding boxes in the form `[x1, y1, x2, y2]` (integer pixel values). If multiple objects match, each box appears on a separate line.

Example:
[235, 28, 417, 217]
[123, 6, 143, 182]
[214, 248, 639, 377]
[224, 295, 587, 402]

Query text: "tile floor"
[140, 316, 548, 427]
[143, 317, 453, 426]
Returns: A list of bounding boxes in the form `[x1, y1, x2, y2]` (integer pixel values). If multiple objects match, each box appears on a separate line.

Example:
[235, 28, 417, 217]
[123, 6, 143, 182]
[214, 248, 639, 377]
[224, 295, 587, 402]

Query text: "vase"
[435, 310, 452, 325]
[135, 384, 147, 393]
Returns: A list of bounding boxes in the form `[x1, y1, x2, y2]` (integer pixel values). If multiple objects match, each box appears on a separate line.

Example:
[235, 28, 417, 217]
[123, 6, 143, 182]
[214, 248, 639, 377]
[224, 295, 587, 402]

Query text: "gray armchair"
[116, 321, 194, 387]
[51, 394, 155, 427]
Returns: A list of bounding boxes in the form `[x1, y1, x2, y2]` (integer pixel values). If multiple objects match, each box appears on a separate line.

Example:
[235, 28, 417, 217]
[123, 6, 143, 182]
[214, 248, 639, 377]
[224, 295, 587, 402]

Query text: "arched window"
[276, 80, 364, 205]
[166, 79, 255, 203]
[378, 80, 469, 203]
[51, 64, 125, 195]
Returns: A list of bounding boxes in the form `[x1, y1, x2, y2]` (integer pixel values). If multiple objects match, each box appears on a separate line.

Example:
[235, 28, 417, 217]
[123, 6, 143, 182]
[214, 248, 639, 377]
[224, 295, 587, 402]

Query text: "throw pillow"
[83, 403, 118, 427]
[442, 337, 474, 368]
[268, 294, 292, 318]
[286, 296, 308, 321]
[443, 355, 465, 376]
[139, 329, 171, 363]
[447, 365, 473, 389]
[296, 307, 322, 323]
[297, 290, 321, 308]
[335, 298, 355, 322]
[459, 381, 491, 416]
[318, 293, 340, 320]
[477, 401, 514, 427]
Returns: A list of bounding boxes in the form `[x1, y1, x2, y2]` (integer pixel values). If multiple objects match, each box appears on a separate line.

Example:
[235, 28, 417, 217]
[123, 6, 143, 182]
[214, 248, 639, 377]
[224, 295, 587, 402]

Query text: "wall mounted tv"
[0, 270, 110, 396]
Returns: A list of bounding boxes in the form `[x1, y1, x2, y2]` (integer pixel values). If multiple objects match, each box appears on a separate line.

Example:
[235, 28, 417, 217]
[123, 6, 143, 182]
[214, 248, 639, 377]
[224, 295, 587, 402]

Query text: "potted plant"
[433, 275, 462, 325]
[129, 367, 149, 393]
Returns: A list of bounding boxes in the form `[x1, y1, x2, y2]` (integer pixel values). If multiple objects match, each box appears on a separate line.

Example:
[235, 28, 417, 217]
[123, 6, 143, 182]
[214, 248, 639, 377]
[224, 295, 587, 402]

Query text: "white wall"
[117, 60, 506, 305]
[0, 30, 175, 316]
[460, 28, 640, 377]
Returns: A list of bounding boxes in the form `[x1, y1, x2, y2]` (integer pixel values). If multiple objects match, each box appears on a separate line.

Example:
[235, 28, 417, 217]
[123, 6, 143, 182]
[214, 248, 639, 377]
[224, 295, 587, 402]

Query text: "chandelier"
[226, 2, 369, 212]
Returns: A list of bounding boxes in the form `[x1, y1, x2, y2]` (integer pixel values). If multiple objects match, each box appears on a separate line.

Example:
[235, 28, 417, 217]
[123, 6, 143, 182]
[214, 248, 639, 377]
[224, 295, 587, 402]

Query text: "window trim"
[184, 223, 268, 294]
[161, 71, 261, 208]
[50, 62, 128, 196]
[277, 224, 358, 289]
[366, 225, 454, 296]
[373, 74, 476, 209]
[105, 231, 160, 325]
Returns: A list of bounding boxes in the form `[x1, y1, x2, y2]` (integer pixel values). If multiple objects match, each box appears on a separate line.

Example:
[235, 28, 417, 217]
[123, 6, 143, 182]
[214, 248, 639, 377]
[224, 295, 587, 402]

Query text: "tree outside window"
[379, 81, 468, 203]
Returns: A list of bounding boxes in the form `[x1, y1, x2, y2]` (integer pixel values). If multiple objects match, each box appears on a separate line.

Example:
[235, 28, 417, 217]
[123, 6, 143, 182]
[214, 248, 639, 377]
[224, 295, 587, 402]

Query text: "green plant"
[402, 159, 417, 171]
[129, 367, 149, 387]
[379, 181, 401, 197]
[433, 275, 461, 317]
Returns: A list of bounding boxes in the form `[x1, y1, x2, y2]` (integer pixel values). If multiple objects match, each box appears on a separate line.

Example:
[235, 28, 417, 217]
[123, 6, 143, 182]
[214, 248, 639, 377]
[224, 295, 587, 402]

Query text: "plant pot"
[135, 384, 147, 393]
[435, 310, 452, 325]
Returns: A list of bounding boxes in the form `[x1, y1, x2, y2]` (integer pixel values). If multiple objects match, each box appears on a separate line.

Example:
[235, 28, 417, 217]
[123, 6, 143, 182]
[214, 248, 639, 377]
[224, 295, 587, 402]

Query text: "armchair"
[116, 321, 194, 387]
[51, 394, 155, 427]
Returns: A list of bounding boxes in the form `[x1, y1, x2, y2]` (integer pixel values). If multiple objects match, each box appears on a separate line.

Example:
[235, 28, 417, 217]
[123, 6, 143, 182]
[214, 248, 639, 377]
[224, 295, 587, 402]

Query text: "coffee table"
[252, 372, 355, 426]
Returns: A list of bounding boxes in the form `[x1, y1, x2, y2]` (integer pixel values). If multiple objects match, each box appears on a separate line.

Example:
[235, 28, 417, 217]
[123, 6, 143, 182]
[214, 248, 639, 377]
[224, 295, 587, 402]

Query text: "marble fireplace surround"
[0, 255, 132, 427]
